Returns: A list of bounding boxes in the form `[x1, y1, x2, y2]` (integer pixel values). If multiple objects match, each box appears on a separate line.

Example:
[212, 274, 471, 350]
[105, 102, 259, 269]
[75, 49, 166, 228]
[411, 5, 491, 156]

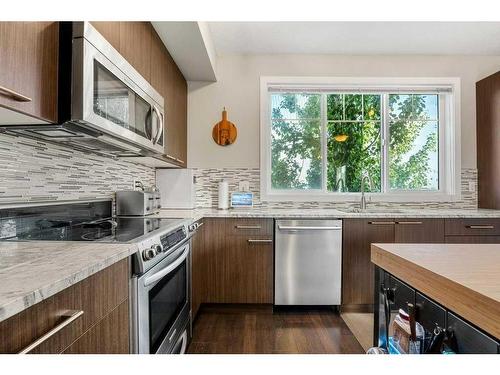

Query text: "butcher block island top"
[371, 243, 500, 339]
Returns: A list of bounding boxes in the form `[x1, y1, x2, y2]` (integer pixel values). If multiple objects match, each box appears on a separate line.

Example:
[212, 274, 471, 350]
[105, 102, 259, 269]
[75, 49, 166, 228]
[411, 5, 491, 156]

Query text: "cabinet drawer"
[62, 300, 130, 354]
[445, 235, 500, 244]
[447, 313, 499, 354]
[416, 292, 446, 334]
[445, 219, 500, 236]
[228, 218, 273, 236]
[0, 259, 129, 354]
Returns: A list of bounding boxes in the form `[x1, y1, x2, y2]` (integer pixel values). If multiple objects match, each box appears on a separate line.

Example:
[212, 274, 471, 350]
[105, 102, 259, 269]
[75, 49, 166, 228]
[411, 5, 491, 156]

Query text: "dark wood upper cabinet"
[0, 22, 59, 123]
[119, 22, 152, 83]
[477, 71, 500, 209]
[90, 22, 120, 51]
[164, 55, 188, 166]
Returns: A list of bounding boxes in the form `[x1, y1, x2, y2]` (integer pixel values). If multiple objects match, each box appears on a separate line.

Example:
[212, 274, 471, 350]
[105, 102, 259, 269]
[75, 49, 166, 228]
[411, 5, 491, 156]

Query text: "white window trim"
[259, 76, 461, 202]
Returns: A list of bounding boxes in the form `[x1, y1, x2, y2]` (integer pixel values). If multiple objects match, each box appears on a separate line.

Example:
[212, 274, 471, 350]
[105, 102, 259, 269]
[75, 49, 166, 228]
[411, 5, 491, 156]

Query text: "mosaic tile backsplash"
[193, 168, 478, 210]
[0, 134, 155, 204]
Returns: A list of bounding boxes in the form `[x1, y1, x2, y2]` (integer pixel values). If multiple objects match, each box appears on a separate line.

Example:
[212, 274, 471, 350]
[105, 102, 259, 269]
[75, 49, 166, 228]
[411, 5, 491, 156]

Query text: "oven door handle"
[143, 245, 190, 287]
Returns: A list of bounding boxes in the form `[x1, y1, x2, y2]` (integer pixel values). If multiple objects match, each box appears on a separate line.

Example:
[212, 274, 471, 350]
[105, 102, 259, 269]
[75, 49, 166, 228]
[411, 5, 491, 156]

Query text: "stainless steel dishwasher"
[275, 219, 342, 306]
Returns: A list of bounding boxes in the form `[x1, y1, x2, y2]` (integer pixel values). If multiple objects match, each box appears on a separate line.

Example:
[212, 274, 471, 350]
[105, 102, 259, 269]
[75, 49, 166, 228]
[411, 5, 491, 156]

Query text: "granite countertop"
[0, 241, 138, 323]
[371, 243, 500, 339]
[153, 207, 500, 221]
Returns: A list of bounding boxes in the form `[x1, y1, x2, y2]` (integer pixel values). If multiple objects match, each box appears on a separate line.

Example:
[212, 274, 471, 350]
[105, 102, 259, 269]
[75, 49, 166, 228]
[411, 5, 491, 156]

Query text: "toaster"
[116, 190, 161, 216]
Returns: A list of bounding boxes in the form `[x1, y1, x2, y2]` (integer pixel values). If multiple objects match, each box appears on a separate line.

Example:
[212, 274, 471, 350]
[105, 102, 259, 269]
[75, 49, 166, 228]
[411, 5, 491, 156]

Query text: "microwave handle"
[152, 105, 163, 145]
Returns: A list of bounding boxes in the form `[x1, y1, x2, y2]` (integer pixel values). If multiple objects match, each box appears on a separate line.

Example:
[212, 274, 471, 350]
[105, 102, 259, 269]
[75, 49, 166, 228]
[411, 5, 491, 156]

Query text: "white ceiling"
[208, 22, 500, 56]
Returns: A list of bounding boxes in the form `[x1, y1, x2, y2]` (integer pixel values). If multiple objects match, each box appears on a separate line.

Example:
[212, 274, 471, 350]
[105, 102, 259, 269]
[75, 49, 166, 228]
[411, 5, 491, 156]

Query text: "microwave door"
[73, 37, 162, 154]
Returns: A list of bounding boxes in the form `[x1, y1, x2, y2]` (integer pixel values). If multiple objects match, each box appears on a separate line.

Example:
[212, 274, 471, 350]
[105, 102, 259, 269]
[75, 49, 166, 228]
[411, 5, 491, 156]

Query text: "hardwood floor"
[187, 304, 364, 354]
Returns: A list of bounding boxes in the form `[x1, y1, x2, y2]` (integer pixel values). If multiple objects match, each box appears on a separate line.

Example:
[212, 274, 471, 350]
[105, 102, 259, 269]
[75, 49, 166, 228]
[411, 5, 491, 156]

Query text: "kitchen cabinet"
[342, 219, 395, 309]
[90, 22, 120, 51]
[476, 71, 500, 209]
[394, 219, 444, 243]
[0, 22, 59, 123]
[192, 218, 273, 314]
[192, 219, 207, 318]
[0, 259, 129, 354]
[343, 218, 445, 310]
[119, 22, 152, 82]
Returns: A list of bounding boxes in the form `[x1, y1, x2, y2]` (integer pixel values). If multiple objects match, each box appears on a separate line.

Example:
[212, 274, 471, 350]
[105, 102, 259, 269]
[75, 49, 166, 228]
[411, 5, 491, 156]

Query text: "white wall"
[188, 54, 500, 169]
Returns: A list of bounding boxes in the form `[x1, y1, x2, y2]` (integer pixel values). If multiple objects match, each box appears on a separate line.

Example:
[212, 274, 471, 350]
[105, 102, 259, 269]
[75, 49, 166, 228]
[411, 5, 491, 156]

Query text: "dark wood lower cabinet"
[0, 259, 130, 354]
[192, 218, 274, 318]
[342, 218, 445, 310]
[342, 219, 395, 309]
[62, 300, 129, 354]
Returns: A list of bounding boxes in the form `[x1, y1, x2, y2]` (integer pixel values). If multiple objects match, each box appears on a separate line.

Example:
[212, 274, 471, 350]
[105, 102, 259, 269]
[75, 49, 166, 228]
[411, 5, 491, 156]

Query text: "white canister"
[218, 180, 229, 210]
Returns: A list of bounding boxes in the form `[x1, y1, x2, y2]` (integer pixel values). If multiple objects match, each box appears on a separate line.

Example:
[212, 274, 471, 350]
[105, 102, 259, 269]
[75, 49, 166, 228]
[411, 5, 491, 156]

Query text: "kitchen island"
[371, 243, 500, 353]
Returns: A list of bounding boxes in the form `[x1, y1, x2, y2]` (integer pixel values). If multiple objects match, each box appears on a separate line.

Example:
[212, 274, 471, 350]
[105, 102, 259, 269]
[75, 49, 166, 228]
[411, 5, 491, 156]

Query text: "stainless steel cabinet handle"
[278, 225, 342, 230]
[18, 310, 84, 354]
[175, 158, 184, 164]
[466, 225, 494, 229]
[166, 154, 176, 160]
[247, 239, 273, 243]
[368, 221, 396, 225]
[396, 221, 423, 225]
[0, 85, 32, 102]
[235, 225, 261, 229]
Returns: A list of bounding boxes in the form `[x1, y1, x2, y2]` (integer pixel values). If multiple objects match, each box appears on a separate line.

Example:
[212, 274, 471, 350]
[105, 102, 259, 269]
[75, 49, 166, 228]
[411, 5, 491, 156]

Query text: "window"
[260, 77, 461, 202]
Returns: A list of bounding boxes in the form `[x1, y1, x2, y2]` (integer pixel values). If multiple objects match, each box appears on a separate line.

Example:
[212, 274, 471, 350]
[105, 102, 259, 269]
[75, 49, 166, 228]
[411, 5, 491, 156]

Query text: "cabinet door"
[150, 29, 170, 103]
[164, 62, 187, 166]
[119, 22, 152, 82]
[218, 235, 273, 303]
[447, 313, 499, 354]
[90, 22, 120, 51]
[394, 219, 445, 243]
[62, 300, 129, 354]
[0, 22, 58, 123]
[191, 219, 206, 318]
[342, 219, 395, 307]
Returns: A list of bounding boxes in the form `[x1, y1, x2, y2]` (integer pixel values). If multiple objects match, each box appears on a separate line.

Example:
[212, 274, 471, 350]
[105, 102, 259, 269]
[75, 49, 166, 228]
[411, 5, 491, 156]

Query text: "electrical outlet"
[239, 181, 250, 192]
[468, 181, 476, 192]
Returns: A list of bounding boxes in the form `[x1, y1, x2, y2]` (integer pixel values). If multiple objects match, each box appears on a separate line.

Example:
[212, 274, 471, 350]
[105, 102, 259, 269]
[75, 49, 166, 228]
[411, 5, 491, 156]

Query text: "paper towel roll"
[218, 180, 229, 210]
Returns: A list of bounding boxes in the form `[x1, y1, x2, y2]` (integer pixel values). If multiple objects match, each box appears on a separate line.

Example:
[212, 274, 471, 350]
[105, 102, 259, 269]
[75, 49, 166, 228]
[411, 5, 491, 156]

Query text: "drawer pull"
[235, 225, 261, 229]
[368, 221, 396, 225]
[396, 221, 423, 225]
[466, 225, 494, 229]
[247, 239, 273, 244]
[175, 158, 184, 164]
[18, 310, 84, 354]
[0, 85, 32, 102]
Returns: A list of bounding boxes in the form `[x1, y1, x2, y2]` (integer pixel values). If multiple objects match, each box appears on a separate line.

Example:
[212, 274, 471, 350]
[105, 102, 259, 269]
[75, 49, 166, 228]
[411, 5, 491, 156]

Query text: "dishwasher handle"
[278, 225, 342, 231]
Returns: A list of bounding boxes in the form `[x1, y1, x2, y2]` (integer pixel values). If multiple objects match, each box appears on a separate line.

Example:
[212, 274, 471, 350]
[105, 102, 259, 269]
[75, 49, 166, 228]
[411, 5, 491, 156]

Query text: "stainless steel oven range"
[130, 219, 202, 354]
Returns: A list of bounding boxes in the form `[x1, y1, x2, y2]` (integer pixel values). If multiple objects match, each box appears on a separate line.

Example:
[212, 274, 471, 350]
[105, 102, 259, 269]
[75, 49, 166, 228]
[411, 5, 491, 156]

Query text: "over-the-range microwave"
[1, 22, 165, 157]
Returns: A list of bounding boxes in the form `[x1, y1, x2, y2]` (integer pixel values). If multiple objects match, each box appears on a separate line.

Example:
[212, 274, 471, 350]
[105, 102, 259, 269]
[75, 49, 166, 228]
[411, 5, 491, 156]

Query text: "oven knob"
[142, 247, 157, 261]
[152, 244, 163, 253]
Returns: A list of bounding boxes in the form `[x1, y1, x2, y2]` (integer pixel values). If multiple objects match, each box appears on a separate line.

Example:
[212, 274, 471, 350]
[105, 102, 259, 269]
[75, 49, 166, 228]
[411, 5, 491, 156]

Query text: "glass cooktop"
[2, 217, 184, 243]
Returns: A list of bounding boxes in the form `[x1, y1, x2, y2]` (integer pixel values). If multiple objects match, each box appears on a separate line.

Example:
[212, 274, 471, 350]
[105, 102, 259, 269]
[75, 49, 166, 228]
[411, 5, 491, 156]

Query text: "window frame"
[260, 76, 461, 202]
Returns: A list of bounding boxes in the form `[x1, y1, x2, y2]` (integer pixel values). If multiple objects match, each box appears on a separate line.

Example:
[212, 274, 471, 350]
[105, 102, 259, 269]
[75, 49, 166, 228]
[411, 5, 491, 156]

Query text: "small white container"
[218, 180, 229, 210]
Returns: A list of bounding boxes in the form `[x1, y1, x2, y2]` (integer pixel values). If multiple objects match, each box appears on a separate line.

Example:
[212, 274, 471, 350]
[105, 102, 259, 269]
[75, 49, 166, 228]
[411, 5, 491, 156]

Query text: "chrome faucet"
[360, 172, 373, 210]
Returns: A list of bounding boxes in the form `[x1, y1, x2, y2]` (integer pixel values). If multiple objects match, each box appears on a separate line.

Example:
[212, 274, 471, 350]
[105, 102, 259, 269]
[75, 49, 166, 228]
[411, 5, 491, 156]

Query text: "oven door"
[133, 241, 191, 354]
[71, 24, 165, 155]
